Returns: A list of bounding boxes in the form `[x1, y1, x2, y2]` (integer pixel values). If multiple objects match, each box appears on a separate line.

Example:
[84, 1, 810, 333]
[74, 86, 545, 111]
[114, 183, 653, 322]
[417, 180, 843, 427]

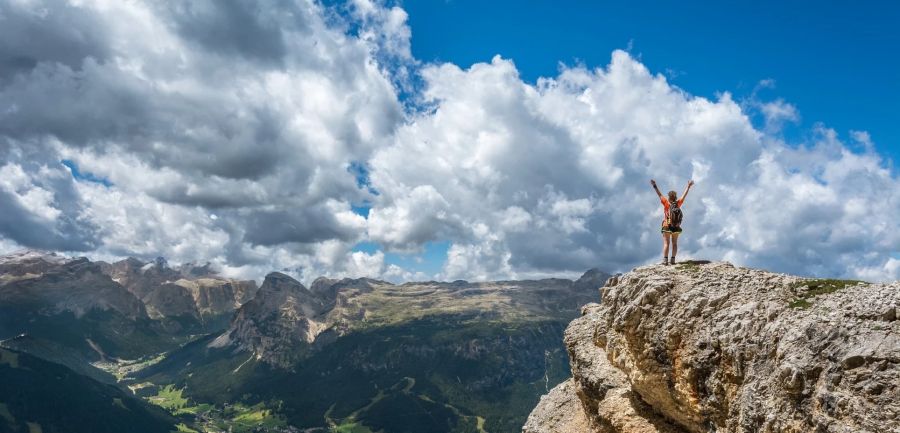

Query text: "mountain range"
[0, 250, 608, 433]
[4, 251, 898, 432]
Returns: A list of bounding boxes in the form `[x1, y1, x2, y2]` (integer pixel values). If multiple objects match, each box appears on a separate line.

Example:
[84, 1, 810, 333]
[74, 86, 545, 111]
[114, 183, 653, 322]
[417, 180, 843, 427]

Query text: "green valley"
[1, 252, 608, 433]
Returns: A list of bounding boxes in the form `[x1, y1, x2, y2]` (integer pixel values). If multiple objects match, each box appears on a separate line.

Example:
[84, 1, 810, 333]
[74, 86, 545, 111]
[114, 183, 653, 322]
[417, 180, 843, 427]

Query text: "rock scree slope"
[524, 261, 899, 433]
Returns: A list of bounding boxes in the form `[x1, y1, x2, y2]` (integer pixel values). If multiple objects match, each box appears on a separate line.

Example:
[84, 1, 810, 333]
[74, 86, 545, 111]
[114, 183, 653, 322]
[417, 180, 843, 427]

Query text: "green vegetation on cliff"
[788, 278, 867, 309]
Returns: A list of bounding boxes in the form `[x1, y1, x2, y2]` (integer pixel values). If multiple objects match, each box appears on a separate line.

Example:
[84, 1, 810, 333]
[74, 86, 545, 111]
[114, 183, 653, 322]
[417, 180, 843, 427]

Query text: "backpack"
[668, 202, 683, 228]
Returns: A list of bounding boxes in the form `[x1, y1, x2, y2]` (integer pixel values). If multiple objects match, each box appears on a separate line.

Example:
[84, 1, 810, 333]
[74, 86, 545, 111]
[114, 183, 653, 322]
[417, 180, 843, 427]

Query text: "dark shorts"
[661, 225, 682, 234]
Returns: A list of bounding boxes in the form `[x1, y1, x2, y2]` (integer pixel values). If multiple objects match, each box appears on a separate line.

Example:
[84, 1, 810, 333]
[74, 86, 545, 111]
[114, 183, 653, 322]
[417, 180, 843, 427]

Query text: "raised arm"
[680, 180, 694, 203]
[650, 179, 663, 198]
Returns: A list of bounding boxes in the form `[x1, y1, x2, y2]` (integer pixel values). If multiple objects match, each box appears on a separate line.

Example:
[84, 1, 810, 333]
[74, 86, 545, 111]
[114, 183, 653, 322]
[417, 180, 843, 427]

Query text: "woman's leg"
[671, 233, 680, 262]
[661, 232, 671, 263]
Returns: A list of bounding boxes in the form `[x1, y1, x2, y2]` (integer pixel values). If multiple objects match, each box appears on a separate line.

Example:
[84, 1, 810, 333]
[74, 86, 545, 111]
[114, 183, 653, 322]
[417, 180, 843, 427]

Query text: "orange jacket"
[660, 197, 684, 226]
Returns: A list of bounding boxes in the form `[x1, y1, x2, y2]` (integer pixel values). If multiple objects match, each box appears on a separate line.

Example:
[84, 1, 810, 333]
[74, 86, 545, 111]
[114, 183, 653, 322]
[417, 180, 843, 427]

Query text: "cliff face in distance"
[219, 271, 333, 367]
[133, 268, 610, 432]
[98, 256, 257, 320]
[524, 261, 899, 433]
[0, 251, 145, 319]
[0, 251, 257, 324]
[211, 269, 610, 369]
[0, 251, 258, 359]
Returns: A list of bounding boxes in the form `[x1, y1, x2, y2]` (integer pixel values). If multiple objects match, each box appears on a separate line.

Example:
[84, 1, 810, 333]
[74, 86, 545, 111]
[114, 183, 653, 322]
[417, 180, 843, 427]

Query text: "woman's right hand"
[650, 179, 657, 186]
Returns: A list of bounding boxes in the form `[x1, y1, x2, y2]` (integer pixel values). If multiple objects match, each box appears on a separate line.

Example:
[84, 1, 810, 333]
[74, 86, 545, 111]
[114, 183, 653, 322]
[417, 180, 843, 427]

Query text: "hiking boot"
[670, 257, 677, 265]
[661, 257, 669, 266]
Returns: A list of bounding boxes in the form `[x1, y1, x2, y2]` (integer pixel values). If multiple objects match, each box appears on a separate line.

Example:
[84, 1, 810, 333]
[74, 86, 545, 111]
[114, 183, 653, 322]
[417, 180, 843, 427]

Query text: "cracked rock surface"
[524, 261, 900, 433]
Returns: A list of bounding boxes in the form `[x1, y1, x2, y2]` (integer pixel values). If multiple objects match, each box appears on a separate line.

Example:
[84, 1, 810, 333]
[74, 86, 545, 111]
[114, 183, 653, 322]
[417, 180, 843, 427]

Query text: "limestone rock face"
[525, 261, 900, 433]
[225, 272, 332, 367]
[220, 273, 607, 369]
[99, 257, 257, 319]
[522, 379, 591, 433]
[0, 250, 70, 276]
[142, 283, 199, 319]
[0, 251, 145, 318]
[172, 278, 258, 316]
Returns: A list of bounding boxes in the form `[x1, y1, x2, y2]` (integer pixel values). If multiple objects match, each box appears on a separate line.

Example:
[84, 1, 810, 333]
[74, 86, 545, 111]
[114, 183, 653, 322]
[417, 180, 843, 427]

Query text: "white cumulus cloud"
[0, 0, 897, 283]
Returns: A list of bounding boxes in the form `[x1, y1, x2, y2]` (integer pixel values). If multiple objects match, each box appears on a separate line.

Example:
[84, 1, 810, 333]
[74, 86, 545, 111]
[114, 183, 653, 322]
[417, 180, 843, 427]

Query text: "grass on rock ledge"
[788, 279, 868, 309]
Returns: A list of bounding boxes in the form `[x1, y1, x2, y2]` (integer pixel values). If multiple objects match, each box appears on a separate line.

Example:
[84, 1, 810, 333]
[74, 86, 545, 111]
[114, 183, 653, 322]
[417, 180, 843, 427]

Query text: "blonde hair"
[667, 191, 678, 202]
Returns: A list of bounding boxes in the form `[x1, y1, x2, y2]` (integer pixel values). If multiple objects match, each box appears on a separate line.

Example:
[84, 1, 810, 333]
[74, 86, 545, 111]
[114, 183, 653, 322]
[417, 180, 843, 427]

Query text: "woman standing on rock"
[650, 179, 694, 265]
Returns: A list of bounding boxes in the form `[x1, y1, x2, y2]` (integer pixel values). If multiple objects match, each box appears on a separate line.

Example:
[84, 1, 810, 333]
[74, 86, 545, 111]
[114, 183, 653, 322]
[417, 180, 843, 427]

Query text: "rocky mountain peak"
[259, 272, 309, 293]
[96, 256, 257, 322]
[152, 256, 168, 268]
[0, 250, 75, 276]
[0, 252, 145, 319]
[178, 262, 214, 278]
[217, 269, 613, 369]
[576, 267, 603, 281]
[100, 257, 180, 299]
[310, 276, 338, 295]
[573, 267, 612, 291]
[524, 261, 900, 433]
[218, 272, 332, 367]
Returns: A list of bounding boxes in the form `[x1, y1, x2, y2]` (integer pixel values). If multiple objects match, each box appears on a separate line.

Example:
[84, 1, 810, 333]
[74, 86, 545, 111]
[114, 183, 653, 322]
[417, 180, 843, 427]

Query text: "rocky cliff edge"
[524, 261, 899, 433]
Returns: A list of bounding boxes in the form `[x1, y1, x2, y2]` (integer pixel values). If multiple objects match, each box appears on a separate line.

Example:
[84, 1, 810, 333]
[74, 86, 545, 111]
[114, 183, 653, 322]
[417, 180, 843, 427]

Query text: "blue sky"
[354, 241, 450, 278]
[355, 0, 900, 278]
[401, 1, 899, 162]
[61, 160, 112, 186]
